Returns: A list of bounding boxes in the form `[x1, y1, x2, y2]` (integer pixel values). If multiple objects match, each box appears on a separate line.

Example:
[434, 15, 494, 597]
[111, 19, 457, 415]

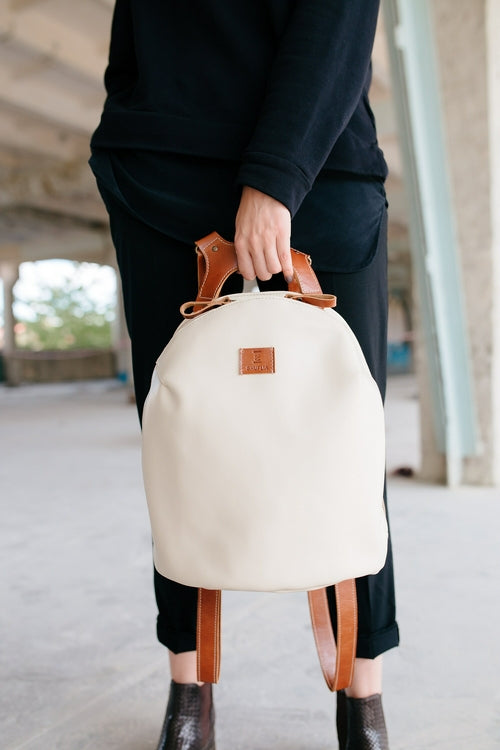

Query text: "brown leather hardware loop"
[181, 293, 336, 319]
[194, 231, 322, 303]
[285, 292, 337, 309]
[180, 296, 233, 319]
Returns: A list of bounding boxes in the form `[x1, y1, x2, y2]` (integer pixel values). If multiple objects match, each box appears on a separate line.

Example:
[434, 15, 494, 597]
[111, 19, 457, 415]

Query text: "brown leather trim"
[335, 579, 357, 688]
[285, 292, 337, 309]
[287, 249, 322, 294]
[195, 232, 239, 303]
[197, 588, 221, 684]
[180, 296, 232, 319]
[308, 581, 357, 692]
[239, 347, 275, 375]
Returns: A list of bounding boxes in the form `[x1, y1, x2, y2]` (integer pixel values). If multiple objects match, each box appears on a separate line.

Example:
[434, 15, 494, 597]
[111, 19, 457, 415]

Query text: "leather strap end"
[308, 581, 357, 692]
[197, 588, 222, 683]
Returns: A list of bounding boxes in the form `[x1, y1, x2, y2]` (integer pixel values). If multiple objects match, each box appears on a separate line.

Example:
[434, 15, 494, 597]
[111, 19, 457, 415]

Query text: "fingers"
[234, 186, 292, 282]
[234, 242, 260, 282]
[276, 232, 294, 285]
[236, 233, 276, 282]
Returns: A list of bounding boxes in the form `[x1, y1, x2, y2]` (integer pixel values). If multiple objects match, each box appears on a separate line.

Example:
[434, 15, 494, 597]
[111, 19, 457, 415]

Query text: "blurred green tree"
[14, 266, 115, 351]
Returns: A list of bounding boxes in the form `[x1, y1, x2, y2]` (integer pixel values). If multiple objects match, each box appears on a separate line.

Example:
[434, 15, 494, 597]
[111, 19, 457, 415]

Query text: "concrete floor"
[1, 375, 499, 749]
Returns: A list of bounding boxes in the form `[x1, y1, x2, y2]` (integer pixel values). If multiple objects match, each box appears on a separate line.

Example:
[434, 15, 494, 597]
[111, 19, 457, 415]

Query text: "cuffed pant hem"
[356, 622, 400, 659]
[156, 622, 400, 659]
[157, 620, 197, 654]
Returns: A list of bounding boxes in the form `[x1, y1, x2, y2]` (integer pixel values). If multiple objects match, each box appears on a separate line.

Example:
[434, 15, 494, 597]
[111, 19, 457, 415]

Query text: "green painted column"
[383, 0, 479, 484]
[487, 0, 500, 484]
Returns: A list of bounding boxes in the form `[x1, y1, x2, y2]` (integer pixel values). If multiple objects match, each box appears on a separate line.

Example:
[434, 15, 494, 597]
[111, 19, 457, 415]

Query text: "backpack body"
[142, 289, 388, 592]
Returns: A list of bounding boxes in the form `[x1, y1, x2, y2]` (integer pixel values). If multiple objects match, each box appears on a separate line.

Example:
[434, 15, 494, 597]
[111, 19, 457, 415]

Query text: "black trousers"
[98, 172, 399, 660]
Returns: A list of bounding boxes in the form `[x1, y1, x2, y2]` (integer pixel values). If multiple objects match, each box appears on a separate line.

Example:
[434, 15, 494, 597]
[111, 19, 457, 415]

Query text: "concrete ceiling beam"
[0, 41, 104, 134]
[0, 227, 113, 265]
[9, 0, 50, 10]
[0, 102, 91, 161]
[12, 193, 107, 224]
[0, 1, 109, 83]
[0, 155, 106, 223]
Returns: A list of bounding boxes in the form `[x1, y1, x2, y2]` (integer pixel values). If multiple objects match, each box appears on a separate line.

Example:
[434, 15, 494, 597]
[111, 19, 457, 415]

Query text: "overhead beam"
[0, 38, 104, 133]
[0, 206, 112, 264]
[0, 155, 107, 223]
[11, 192, 107, 224]
[0, 2, 109, 83]
[10, 0, 51, 10]
[0, 102, 91, 160]
[91, 0, 115, 9]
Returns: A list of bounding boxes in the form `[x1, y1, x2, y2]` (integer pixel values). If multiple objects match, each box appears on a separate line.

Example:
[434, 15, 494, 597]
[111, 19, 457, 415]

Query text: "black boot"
[156, 681, 215, 750]
[336, 691, 389, 750]
[336, 690, 348, 750]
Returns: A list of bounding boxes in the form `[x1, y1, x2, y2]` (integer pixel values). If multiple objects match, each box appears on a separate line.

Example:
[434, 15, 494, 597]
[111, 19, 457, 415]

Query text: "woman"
[90, 2, 399, 748]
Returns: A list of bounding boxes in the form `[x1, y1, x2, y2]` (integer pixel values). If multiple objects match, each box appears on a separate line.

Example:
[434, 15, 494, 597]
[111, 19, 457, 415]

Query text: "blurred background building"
[0, 0, 498, 487]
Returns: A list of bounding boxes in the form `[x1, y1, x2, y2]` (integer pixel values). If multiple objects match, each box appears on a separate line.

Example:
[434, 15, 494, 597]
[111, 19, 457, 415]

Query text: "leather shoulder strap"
[197, 582, 357, 691]
[308, 581, 357, 691]
[197, 588, 221, 683]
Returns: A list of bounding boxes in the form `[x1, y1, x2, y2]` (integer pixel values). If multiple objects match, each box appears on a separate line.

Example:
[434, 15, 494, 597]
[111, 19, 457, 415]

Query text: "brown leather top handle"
[195, 231, 322, 302]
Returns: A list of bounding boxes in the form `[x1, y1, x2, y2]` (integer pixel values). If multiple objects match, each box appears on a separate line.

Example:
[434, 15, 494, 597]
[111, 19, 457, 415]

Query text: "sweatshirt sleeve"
[236, 0, 381, 216]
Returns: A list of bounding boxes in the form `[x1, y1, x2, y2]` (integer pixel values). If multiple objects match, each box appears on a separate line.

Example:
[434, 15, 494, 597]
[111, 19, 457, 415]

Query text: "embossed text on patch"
[239, 347, 275, 375]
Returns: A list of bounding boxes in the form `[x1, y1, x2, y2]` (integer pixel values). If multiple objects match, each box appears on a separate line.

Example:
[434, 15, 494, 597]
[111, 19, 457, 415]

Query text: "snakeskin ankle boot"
[156, 681, 215, 750]
[336, 691, 389, 750]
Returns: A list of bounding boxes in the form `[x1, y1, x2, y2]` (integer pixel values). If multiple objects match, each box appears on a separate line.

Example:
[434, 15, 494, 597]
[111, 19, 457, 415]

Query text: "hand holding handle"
[195, 231, 322, 302]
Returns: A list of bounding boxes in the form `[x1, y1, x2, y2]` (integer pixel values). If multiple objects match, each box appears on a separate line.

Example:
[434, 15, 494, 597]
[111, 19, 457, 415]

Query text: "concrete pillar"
[0, 261, 18, 353]
[488, 0, 500, 484]
[384, 0, 480, 484]
[430, 0, 497, 484]
[0, 260, 20, 385]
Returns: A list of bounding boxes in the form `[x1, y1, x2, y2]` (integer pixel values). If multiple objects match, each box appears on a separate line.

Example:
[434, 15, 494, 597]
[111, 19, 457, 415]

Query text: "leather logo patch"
[239, 347, 275, 375]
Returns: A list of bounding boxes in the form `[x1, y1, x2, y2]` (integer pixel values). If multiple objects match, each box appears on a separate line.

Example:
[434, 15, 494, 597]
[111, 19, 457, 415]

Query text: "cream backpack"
[141, 232, 388, 690]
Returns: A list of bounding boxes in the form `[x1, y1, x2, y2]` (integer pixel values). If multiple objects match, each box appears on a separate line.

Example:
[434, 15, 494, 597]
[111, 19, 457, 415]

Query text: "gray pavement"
[1, 375, 499, 750]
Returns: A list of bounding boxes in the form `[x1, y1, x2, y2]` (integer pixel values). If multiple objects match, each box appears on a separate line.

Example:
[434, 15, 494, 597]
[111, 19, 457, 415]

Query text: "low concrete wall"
[2, 349, 116, 385]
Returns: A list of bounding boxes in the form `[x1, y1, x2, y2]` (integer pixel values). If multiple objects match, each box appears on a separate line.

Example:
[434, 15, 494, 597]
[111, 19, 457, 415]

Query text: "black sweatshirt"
[90, 0, 387, 217]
